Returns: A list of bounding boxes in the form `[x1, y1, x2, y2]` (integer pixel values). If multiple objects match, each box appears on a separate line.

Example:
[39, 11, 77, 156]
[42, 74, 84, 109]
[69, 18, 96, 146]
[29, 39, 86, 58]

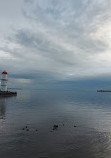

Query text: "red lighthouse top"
[2, 70, 8, 74]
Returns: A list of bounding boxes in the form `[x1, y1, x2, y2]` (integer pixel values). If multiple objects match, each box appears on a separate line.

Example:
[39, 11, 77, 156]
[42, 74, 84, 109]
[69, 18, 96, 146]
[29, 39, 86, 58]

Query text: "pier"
[0, 91, 17, 96]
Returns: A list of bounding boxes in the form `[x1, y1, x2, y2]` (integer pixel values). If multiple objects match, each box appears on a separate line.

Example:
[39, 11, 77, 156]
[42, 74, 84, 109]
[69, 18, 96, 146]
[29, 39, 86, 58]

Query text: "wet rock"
[22, 128, 25, 130]
[53, 124, 58, 130]
[26, 129, 29, 131]
[74, 125, 77, 127]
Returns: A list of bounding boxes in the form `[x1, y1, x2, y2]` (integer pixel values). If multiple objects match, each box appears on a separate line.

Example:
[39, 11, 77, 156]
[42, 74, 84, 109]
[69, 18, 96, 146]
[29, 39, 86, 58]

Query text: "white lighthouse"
[1, 71, 8, 92]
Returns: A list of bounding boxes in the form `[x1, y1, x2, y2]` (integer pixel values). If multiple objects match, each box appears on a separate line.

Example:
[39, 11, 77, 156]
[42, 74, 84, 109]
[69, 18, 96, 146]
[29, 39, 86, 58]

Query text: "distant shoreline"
[8, 88, 22, 90]
[97, 90, 111, 92]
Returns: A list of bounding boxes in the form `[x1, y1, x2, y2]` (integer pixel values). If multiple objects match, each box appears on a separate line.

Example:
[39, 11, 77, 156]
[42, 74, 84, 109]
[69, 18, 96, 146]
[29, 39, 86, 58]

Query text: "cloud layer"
[0, 0, 111, 86]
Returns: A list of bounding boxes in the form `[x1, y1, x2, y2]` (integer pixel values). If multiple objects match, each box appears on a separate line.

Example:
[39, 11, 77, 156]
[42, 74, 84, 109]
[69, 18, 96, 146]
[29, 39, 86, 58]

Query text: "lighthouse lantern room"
[1, 71, 8, 92]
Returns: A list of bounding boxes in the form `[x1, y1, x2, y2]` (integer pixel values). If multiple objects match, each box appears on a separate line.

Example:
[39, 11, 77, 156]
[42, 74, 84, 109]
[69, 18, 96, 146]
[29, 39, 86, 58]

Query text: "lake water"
[0, 89, 111, 158]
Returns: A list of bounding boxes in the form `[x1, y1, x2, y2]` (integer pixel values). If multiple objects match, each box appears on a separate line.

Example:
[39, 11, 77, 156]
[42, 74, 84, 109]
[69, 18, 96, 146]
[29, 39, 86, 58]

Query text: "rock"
[53, 124, 58, 130]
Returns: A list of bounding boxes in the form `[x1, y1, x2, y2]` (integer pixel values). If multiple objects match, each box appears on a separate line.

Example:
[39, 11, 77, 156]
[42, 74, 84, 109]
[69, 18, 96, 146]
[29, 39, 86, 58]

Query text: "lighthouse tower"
[1, 71, 8, 92]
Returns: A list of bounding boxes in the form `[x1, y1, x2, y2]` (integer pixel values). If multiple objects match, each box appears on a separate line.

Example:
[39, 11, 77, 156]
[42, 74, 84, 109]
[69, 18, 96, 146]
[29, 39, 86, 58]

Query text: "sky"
[0, 0, 111, 89]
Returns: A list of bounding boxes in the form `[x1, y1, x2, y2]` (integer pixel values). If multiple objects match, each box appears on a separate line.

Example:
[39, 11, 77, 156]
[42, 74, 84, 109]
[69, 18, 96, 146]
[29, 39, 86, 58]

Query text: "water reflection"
[0, 90, 111, 158]
[0, 98, 6, 119]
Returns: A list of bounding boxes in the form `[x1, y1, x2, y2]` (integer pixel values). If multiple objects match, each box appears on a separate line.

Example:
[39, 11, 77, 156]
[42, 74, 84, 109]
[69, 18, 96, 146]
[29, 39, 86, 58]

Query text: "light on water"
[0, 90, 111, 158]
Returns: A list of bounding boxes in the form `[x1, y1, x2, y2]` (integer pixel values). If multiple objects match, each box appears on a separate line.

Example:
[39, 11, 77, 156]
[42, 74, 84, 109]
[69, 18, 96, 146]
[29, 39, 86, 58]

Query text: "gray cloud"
[23, 0, 109, 52]
[0, 0, 111, 86]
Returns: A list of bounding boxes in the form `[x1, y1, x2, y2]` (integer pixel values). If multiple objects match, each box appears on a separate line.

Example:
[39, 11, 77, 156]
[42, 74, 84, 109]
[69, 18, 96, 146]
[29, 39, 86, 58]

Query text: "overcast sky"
[0, 0, 111, 88]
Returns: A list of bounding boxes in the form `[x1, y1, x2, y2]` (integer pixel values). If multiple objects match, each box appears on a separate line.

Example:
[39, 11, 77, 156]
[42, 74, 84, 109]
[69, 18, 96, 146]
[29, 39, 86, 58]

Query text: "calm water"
[0, 89, 111, 158]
